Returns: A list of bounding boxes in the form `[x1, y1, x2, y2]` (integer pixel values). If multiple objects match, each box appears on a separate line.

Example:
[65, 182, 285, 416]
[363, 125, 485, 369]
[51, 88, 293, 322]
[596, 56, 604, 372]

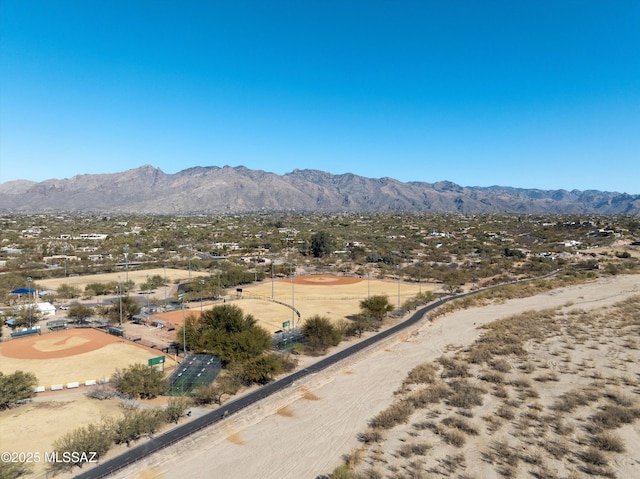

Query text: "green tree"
[302, 315, 342, 355]
[180, 304, 271, 365]
[231, 355, 283, 385]
[194, 374, 241, 405]
[105, 295, 141, 323]
[344, 313, 375, 338]
[56, 283, 82, 299]
[12, 304, 43, 328]
[114, 406, 166, 446]
[310, 231, 334, 258]
[113, 364, 168, 399]
[164, 396, 191, 423]
[0, 460, 32, 478]
[67, 303, 95, 323]
[49, 420, 114, 472]
[0, 370, 38, 409]
[359, 294, 393, 321]
[84, 282, 113, 296]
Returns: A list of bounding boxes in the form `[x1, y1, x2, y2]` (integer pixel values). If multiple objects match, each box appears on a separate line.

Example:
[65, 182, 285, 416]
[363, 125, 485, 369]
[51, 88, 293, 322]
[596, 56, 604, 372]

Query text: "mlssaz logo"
[45, 451, 98, 463]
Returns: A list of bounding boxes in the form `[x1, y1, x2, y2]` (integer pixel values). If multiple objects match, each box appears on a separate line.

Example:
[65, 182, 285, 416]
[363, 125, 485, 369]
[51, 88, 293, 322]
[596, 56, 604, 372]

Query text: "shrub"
[232, 354, 284, 385]
[447, 380, 485, 409]
[407, 383, 451, 408]
[396, 442, 431, 458]
[479, 371, 504, 384]
[578, 448, 608, 466]
[369, 402, 413, 429]
[194, 374, 241, 405]
[329, 464, 352, 479]
[0, 370, 38, 409]
[164, 396, 191, 423]
[404, 362, 438, 386]
[302, 315, 343, 355]
[114, 407, 166, 446]
[590, 432, 625, 453]
[50, 420, 114, 472]
[440, 428, 466, 447]
[113, 364, 168, 399]
[590, 404, 640, 430]
[357, 428, 383, 444]
[491, 359, 512, 373]
[441, 416, 479, 435]
[437, 356, 470, 378]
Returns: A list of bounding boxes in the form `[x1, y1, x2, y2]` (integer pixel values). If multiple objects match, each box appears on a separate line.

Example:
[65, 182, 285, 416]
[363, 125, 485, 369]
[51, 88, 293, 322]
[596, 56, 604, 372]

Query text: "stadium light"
[199, 279, 204, 312]
[290, 264, 295, 328]
[27, 277, 32, 328]
[179, 293, 187, 360]
[123, 244, 129, 284]
[118, 276, 123, 326]
[146, 274, 150, 324]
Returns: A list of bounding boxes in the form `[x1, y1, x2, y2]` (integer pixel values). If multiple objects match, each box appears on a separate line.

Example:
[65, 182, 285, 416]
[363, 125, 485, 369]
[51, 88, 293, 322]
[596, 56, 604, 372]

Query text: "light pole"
[123, 245, 129, 284]
[27, 277, 32, 328]
[217, 270, 221, 300]
[180, 295, 187, 360]
[146, 274, 150, 324]
[163, 266, 167, 311]
[367, 272, 370, 299]
[118, 276, 123, 326]
[199, 279, 204, 312]
[271, 261, 274, 300]
[392, 257, 400, 308]
[290, 264, 295, 328]
[396, 261, 400, 308]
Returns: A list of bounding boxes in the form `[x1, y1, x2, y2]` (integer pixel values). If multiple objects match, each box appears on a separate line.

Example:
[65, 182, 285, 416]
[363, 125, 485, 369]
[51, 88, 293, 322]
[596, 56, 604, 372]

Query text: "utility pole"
[123, 245, 129, 284]
[146, 274, 150, 324]
[27, 277, 32, 328]
[367, 272, 370, 299]
[290, 264, 295, 328]
[118, 276, 123, 326]
[181, 296, 186, 359]
[199, 279, 204, 312]
[164, 266, 167, 310]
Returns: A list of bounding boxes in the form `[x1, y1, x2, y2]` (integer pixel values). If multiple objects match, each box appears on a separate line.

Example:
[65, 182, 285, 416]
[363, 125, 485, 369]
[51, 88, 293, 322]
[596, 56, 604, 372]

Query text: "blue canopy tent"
[10, 288, 36, 294]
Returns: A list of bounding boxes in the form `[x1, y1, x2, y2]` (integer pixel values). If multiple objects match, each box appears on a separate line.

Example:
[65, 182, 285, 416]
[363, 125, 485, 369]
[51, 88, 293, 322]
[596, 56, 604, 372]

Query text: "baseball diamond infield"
[0, 328, 177, 387]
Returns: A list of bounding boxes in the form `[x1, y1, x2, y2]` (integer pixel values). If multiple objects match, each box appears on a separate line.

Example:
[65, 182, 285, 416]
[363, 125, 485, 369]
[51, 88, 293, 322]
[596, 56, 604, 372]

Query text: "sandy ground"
[0, 328, 179, 479]
[99, 274, 640, 479]
[235, 275, 429, 332]
[147, 274, 431, 333]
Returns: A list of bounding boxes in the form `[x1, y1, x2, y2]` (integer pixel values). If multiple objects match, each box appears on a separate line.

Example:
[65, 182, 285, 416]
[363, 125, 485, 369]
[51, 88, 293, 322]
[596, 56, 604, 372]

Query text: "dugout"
[107, 326, 125, 337]
[46, 319, 68, 331]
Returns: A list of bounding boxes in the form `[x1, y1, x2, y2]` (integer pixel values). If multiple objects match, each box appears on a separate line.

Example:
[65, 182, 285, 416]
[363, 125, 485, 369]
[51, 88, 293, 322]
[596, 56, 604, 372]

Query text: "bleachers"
[10, 326, 41, 338]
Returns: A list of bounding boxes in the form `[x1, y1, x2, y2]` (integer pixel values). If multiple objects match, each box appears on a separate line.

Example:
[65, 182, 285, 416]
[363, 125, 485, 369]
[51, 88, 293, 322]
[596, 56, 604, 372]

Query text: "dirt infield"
[0, 329, 120, 359]
[0, 328, 178, 387]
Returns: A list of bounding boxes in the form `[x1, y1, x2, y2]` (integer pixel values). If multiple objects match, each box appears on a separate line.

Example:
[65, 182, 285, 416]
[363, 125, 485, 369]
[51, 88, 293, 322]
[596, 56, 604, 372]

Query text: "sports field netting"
[272, 328, 304, 352]
[166, 354, 221, 396]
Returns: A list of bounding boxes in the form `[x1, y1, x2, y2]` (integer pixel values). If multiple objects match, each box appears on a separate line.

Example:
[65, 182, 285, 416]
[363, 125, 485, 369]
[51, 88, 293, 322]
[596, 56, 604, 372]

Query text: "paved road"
[73, 293, 459, 479]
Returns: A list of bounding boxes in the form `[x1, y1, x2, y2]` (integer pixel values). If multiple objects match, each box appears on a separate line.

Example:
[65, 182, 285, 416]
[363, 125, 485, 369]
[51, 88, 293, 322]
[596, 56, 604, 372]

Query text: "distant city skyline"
[1, 1, 638, 193]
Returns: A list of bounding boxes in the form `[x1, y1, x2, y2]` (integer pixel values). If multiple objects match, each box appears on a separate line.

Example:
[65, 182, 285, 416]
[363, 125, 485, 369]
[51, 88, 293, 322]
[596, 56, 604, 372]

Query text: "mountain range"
[0, 165, 638, 215]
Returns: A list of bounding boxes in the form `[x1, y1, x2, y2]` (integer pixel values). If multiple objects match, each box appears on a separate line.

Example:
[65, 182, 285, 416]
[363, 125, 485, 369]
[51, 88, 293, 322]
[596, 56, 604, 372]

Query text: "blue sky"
[1, 1, 639, 193]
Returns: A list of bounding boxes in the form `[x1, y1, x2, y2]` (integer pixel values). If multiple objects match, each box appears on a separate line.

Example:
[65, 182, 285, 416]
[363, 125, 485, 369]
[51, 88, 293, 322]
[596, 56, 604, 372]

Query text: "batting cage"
[166, 354, 222, 396]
